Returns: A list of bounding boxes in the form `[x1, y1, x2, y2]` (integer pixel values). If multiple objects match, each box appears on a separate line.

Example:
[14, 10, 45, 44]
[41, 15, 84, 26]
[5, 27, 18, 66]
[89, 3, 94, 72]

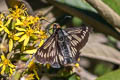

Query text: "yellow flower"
[15, 16, 40, 28]
[75, 63, 80, 67]
[0, 13, 13, 34]
[26, 16, 39, 24]
[77, 58, 80, 62]
[8, 32, 20, 52]
[39, 39, 45, 47]
[33, 31, 48, 48]
[7, 5, 27, 20]
[46, 64, 50, 69]
[15, 26, 47, 47]
[15, 17, 30, 27]
[24, 49, 37, 54]
[39, 30, 48, 39]
[36, 30, 48, 47]
[16, 27, 35, 46]
[0, 20, 10, 34]
[27, 58, 40, 80]
[6, 5, 28, 30]
[0, 13, 5, 19]
[0, 54, 16, 76]
[24, 74, 35, 80]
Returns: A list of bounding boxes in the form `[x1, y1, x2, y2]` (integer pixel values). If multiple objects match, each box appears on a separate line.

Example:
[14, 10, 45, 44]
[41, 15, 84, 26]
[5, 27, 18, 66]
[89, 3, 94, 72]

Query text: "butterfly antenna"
[40, 18, 51, 24]
[63, 16, 72, 20]
[40, 19, 54, 35]
[56, 15, 72, 26]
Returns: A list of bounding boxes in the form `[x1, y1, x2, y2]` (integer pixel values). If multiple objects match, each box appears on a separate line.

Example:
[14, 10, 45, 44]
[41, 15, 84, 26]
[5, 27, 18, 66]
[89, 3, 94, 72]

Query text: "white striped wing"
[64, 26, 91, 60]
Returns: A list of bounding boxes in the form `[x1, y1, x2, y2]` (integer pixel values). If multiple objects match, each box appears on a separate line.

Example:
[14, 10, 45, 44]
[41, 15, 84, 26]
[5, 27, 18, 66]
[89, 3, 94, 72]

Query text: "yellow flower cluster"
[0, 5, 48, 79]
[0, 5, 48, 52]
[0, 54, 15, 76]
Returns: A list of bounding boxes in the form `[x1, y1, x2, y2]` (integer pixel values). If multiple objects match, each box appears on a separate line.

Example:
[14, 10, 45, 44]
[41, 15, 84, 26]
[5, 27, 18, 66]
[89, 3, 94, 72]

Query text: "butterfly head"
[52, 23, 61, 32]
[52, 23, 61, 29]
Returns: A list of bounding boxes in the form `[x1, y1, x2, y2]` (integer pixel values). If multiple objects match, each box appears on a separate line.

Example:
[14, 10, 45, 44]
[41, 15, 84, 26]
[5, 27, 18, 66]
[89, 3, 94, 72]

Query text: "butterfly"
[35, 23, 91, 68]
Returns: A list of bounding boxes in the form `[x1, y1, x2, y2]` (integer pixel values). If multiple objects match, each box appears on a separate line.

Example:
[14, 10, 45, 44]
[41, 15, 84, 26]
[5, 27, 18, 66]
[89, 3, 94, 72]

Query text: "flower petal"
[1, 54, 6, 61]
[19, 34, 26, 42]
[10, 68, 13, 74]
[0, 28, 3, 31]
[39, 40, 44, 47]
[24, 49, 37, 54]
[0, 63, 3, 67]
[24, 35, 30, 46]
[9, 39, 13, 52]
[13, 36, 20, 40]
[15, 32, 24, 36]
[1, 65, 6, 75]
[15, 19, 23, 26]
[15, 27, 26, 31]
[4, 18, 12, 26]
[3, 27, 10, 34]
[33, 69, 40, 80]
[8, 63, 15, 68]
[75, 63, 80, 67]
[34, 31, 40, 34]
[25, 74, 34, 80]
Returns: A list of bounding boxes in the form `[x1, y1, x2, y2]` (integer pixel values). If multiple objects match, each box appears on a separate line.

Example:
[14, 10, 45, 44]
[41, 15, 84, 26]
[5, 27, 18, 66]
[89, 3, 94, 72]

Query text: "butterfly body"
[35, 24, 91, 68]
[56, 28, 75, 64]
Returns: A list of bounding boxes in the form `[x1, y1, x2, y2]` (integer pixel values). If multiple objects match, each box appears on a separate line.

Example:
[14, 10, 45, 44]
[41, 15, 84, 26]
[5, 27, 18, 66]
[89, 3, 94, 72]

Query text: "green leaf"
[96, 69, 120, 80]
[102, 0, 120, 15]
[11, 19, 16, 30]
[72, 17, 82, 26]
[69, 74, 80, 80]
[50, 0, 120, 40]
[94, 63, 112, 76]
[58, 0, 97, 12]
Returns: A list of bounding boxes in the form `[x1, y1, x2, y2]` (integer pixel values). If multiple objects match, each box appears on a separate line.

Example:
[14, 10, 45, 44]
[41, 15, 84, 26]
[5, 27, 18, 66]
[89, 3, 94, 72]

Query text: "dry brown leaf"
[116, 41, 120, 49]
[73, 66, 97, 80]
[0, 0, 8, 12]
[89, 33, 108, 43]
[81, 42, 120, 65]
[41, 76, 50, 80]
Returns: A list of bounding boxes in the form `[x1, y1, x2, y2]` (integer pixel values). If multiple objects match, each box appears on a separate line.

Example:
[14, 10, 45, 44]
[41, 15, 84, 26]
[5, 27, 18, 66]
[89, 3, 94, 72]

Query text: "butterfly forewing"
[64, 26, 90, 60]
[35, 33, 62, 68]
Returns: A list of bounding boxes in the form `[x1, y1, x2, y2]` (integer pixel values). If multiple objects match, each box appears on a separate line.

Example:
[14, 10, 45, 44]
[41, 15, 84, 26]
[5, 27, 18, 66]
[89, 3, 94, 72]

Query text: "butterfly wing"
[35, 26, 91, 68]
[35, 33, 62, 68]
[64, 26, 91, 60]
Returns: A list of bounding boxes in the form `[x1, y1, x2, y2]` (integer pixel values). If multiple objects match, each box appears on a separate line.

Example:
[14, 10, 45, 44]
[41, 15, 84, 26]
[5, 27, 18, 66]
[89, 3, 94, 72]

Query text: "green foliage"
[69, 74, 80, 80]
[72, 17, 82, 26]
[96, 69, 120, 80]
[94, 63, 112, 76]
[103, 0, 120, 15]
[59, 0, 97, 12]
